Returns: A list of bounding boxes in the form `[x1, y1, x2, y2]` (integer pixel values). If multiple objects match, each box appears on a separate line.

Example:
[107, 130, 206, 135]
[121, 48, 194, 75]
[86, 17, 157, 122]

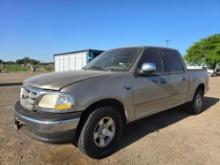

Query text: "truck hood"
[23, 70, 111, 90]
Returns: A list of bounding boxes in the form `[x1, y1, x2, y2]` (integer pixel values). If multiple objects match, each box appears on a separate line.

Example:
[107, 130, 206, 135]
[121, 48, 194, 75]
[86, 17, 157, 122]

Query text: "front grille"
[20, 86, 41, 110]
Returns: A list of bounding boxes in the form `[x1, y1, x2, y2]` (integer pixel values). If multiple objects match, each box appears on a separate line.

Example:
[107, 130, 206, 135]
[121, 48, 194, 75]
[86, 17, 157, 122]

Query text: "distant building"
[54, 49, 103, 72]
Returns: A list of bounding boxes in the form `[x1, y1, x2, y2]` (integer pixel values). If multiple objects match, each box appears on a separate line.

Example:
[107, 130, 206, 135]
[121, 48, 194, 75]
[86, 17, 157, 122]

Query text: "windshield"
[85, 48, 140, 71]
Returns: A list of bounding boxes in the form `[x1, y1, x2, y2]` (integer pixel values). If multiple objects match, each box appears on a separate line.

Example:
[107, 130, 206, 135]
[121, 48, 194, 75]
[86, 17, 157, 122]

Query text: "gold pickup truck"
[14, 46, 209, 158]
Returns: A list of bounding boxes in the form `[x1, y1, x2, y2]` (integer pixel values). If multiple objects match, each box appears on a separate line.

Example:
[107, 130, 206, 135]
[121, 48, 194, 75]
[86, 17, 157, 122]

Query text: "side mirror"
[139, 62, 156, 75]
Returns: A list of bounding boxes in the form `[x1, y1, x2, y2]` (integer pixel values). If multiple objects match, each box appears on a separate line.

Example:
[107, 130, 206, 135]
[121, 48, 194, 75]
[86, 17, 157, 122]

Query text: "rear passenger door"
[132, 48, 172, 119]
[162, 49, 188, 107]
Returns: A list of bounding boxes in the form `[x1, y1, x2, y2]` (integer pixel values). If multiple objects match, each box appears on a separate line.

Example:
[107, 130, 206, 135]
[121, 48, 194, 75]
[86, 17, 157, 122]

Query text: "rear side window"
[138, 48, 164, 73]
[163, 49, 184, 73]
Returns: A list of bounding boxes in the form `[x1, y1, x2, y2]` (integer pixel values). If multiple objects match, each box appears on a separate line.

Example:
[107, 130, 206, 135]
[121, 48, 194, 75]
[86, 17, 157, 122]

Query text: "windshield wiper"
[87, 66, 110, 71]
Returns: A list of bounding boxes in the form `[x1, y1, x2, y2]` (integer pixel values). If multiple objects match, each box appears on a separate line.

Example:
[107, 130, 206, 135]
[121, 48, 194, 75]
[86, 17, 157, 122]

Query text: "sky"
[0, 0, 220, 62]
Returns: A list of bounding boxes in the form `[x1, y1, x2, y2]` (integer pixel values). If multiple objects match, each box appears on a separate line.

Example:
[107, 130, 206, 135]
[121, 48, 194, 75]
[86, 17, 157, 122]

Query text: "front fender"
[61, 74, 135, 122]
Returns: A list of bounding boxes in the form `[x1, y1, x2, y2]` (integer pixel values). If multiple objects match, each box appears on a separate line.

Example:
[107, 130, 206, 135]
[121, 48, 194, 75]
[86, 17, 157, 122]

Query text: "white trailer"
[54, 49, 103, 72]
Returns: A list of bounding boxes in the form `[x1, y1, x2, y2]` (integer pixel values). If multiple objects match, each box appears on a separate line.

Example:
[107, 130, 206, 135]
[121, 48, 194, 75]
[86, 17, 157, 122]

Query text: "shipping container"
[54, 49, 103, 72]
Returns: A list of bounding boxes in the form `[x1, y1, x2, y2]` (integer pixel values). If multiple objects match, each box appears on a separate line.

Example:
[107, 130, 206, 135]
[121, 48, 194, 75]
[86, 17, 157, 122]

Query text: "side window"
[138, 48, 164, 73]
[163, 49, 184, 73]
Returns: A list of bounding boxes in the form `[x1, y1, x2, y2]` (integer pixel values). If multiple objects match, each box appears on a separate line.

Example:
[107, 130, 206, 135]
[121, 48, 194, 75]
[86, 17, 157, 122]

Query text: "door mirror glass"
[139, 62, 156, 75]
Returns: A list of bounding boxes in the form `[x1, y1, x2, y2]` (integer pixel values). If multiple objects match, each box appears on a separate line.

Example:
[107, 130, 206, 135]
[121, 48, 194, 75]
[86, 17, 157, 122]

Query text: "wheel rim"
[93, 117, 116, 148]
[194, 94, 202, 111]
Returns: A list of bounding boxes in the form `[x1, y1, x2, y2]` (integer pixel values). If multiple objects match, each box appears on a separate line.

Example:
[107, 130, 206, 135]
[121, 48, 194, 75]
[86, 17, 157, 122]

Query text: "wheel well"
[73, 99, 127, 145]
[196, 84, 205, 94]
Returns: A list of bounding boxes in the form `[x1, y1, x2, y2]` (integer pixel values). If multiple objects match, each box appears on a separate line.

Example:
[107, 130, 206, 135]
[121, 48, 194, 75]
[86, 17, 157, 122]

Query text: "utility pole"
[165, 39, 171, 48]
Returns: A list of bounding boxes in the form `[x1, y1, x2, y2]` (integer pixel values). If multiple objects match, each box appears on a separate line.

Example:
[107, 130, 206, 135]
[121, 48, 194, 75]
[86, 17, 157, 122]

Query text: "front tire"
[77, 106, 123, 158]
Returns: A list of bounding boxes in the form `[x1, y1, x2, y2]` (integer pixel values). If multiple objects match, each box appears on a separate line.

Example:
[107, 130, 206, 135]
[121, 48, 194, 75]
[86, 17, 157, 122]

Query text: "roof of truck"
[106, 46, 179, 52]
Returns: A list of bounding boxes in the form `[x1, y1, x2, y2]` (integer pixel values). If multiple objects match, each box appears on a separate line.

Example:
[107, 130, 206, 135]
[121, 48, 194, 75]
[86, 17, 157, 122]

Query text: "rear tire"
[187, 88, 204, 114]
[77, 106, 123, 158]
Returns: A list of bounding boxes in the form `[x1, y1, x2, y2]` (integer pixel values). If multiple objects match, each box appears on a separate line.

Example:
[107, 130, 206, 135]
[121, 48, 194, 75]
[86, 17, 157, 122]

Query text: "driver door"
[132, 48, 172, 120]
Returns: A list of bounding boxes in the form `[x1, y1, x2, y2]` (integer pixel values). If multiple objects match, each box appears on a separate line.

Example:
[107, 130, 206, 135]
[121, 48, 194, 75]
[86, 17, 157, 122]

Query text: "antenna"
[165, 39, 171, 48]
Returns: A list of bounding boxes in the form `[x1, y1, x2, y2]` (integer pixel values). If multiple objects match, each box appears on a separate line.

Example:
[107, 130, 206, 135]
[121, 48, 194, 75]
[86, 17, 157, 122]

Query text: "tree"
[0, 59, 3, 64]
[184, 34, 220, 68]
[16, 57, 40, 65]
[6, 61, 15, 64]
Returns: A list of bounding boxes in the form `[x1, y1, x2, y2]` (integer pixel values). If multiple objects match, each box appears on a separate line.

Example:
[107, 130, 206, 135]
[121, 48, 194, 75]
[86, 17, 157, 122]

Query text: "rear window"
[163, 49, 184, 73]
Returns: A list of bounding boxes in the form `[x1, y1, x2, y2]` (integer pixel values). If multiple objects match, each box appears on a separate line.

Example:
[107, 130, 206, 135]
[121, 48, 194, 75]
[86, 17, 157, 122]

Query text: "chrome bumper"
[14, 102, 81, 143]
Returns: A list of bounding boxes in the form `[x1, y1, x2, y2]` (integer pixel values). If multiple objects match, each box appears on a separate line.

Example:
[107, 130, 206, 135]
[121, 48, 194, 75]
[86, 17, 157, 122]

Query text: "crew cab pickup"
[14, 46, 209, 158]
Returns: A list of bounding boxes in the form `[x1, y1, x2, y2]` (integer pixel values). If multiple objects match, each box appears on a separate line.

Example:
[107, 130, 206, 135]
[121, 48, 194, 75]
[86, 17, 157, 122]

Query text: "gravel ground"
[0, 77, 220, 165]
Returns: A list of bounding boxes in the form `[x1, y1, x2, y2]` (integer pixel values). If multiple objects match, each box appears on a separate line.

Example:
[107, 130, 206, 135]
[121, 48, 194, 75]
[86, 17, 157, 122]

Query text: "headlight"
[38, 93, 74, 110]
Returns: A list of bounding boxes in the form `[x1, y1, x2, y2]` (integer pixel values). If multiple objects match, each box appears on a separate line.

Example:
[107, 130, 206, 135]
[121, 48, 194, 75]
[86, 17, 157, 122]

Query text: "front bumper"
[14, 102, 81, 143]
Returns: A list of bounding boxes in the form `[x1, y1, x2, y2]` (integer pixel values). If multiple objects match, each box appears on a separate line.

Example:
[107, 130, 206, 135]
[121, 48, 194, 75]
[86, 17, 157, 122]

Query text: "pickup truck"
[14, 46, 209, 158]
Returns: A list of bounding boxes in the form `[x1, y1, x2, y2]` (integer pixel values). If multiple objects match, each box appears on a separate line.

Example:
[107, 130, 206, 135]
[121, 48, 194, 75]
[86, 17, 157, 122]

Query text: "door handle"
[123, 85, 132, 90]
[182, 77, 187, 81]
[160, 78, 167, 84]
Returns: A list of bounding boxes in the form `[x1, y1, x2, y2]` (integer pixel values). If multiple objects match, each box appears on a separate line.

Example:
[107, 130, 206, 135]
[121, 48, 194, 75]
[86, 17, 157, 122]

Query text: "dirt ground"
[0, 72, 42, 84]
[0, 76, 220, 165]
